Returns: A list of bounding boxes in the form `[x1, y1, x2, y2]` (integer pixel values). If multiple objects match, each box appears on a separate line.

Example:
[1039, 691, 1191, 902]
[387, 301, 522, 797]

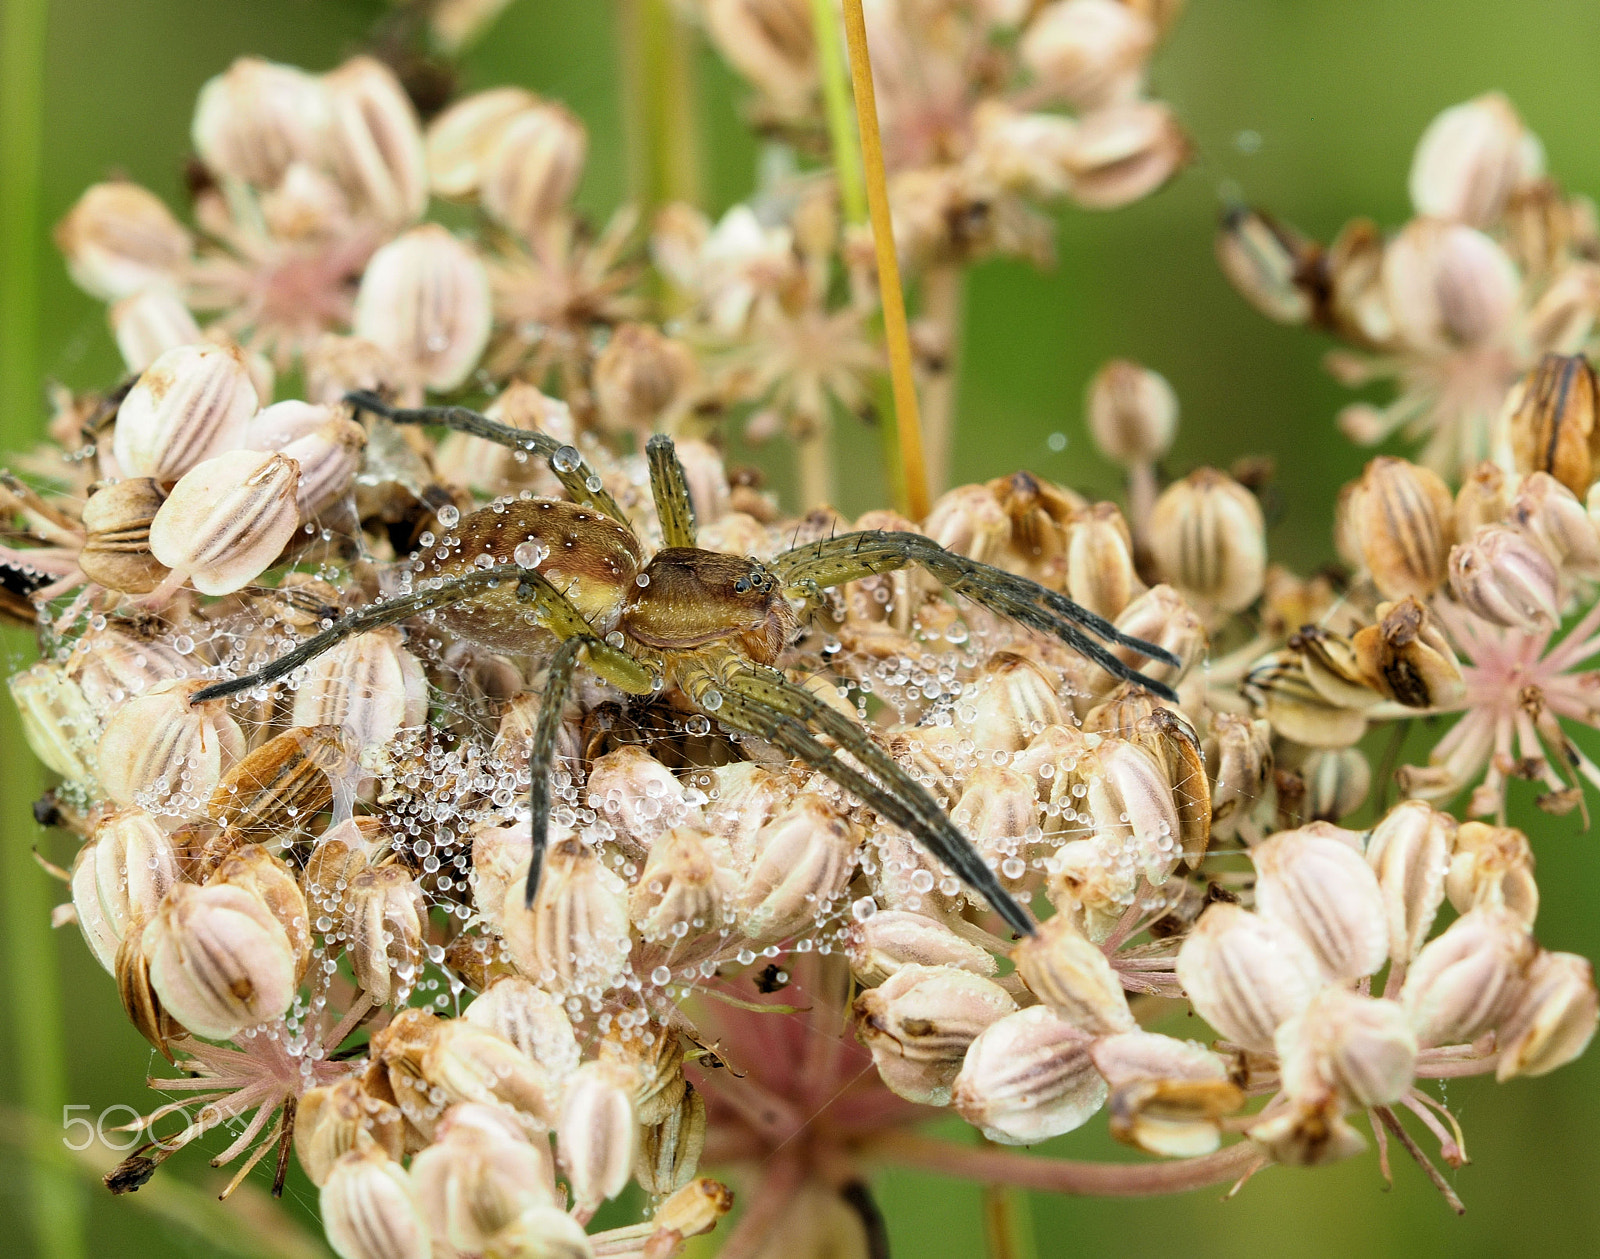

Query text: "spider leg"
[674, 650, 1036, 938]
[768, 530, 1183, 701]
[345, 391, 630, 526]
[646, 435, 696, 548]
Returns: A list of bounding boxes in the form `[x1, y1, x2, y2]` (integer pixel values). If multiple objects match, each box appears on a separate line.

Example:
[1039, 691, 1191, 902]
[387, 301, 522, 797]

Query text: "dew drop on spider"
[436, 504, 459, 528]
[701, 688, 723, 710]
[552, 445, 582, 473]
[685, 714, 711, 736]
[635, 572, 650, 587]
[606, 630, 625, 647]
[513, 540, 548, 568]
[585, 474, 603, 492]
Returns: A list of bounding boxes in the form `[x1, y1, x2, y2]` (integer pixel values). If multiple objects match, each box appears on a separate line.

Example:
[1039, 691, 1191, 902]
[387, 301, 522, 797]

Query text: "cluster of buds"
[1219, 92, 1600, 478]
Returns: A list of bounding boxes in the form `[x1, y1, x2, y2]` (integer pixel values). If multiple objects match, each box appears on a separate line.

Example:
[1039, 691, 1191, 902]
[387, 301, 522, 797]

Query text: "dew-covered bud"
[344, 863, 427, 1005]
[1020, 0, 1155, 109]
[968, 651, 1067, 753]
[1011, 913, 1135, 1034]
[113, 342, 258, 483]
[1449, 523, 1561, 631]
[426, 86, 541, 200]
[1366, 799, 1454, 964]
[206, 842, 312, 976]
[1085, 358, 1177, 466]
[11, 662, 101, 783]
[1066, 735, 1186, 886]
[1409, 93, 1525, 228]
[1252, 827, 1388, 983]
[1277, 987, 1417, 1110]
[950, 765, 1043, 892]
[1063, 101, 1188, 211]
[557, 1061, 639, 1217]
[354, 225, 492, 393]
[629, 825, 738, 942]
[854, 964, 1018, 1106]
[1351, 596, 1466, 709]
[1495, 353, 1600, 495]
[98, 679, 245, 817]
[322, 56, 427, 227]
[635, 1082, 708, 1198]
[1148, 468, 1266, 617]
[295, 1076, 405, 1188]
[66, 626, 192, 713]
[289, 628, 429, 759]
[704, 0, 815, 115]
[91, 807, 180, 941]
[599, 1023, 686, 1128]
[845, 909, 999, 987]
[1092, 1031, 1241, 1158]
[143, 881, 297, 1039]
[735, 793, 861, 943]
[1496, 950, 1599, 1081]
[1401, 906, 1536, 1047]
[71, 844, 121, 973]
[1509, 470, 1600, 577]
[592, 323, 696, 437]
[587, 746, 701, 856]
[110, 288, 202, 374]
[149, 449, 302, 596]
[54, 181, 191, 301]
[208, 725, 356, 838]
[422, 1022, 560, 1130]
[1447, 821, 1539, 927]
[1383, 218, 1519, 351]
[1203, 713, 1273, 844]
[411, 1103, 557, 1252]
[952, 1005, 1106, 1145]
[1343, 457, 1456, 600]
[480, 102, 587, 240]
[502, 838, 631, 997]
[192, 57, 330, 189]
[1063, 502, 1140, 620]
[1215, 206, 1317, 325]
[321, 1144, 431, 1259]
[463, 976, 581, 1079]
[1176, 903, 1322, 1052]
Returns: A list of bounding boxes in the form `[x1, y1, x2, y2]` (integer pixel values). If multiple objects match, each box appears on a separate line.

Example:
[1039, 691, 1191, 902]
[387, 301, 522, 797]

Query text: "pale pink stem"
[1372, 1106, 1465, 1214]
[867, 1131, 1263, 1197]
[1545, 596, 1600, 670]
[714, 1153, 805, 1259]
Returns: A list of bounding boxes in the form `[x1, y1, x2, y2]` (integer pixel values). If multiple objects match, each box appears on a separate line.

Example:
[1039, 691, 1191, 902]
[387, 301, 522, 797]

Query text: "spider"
[191, 391, 1181, 938]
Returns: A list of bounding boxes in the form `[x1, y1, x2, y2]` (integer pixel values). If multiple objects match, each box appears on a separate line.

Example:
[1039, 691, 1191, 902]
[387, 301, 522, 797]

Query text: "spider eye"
[734, 578, 750, 594]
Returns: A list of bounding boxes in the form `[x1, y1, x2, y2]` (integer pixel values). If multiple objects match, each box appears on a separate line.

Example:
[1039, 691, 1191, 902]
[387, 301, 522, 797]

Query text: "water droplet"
[552, 445, 582, 473]
[514, 539, 549, 568]
[1047, 432, 1067, 453]
[585, 474, 603, 492]
[606, 630, 625, 648]
[635, 573, 651, 587]
[436, 504, 460, 528]
[651, 965, 672, 986]
[685, 714, 710, 736]
[700, 689, 722, 711]
[852, 897, 878, 922]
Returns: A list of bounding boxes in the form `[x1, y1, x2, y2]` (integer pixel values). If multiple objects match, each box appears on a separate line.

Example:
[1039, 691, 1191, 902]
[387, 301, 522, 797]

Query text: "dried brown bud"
[635, 1082, 708, 1198]
[1351, 596, 1466, 709]
[647, 1176, 735, 1249]
[208, 725, 356, 837]
[149, 449, 302, 596]
[192, 57, 330, 189]
[1148, 468, 1266, 617]
[55, 181, 191, 301]
[952, 1005, 1106, 1145]
[98, 679, 245, 817]
[113, 342, 258, 482]
[1203, 713, 1273, 844]
[1449, 523, 1561, 630]
[1343, 457, 1456, 599]
[1447, 821, 1539, 927]
[1409, 93, 1525, 228]
[593, 323, 696, 436]
[1012, 913, 1135, 1034]
[1244, 650, 1368, 749]
[1085, 358, 1177, 465]
[1496, 950, 1599, 1080]
[321, 1145, 431, 1259]
[1496, 353, 1600, 495]
[78, 478, 170, 593]
[1176, 903, 1321, 1052]
[1401, 906, 1536, 1047]
[854, 964, 1018, 1106]
[1454, 458, 1513, 536]
[323, 56, 427, 227]
[354, 225, 492, 392]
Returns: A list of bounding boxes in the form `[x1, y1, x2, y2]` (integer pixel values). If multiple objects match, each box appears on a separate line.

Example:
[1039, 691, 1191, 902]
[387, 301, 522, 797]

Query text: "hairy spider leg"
[646, 434, 698, 549]
[770, 530, 1183, 701]
[344, 391, 630, 526]
[674, 649, 1037, 938]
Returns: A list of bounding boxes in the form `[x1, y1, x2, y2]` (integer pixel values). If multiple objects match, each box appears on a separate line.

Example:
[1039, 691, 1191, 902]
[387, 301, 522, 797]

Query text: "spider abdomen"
[427, 498, 642, 651]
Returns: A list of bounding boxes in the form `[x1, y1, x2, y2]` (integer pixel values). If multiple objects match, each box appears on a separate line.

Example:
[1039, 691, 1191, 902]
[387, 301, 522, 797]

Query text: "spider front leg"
[674, 650, 1036, 938]
[345, 391, 629, 526]
[769, 530, 1183, 701]
[646, 435, 696, 548]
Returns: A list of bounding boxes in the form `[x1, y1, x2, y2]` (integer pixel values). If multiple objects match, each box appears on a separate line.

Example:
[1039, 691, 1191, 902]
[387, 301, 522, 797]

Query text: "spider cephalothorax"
[193, 392, 1181, 937]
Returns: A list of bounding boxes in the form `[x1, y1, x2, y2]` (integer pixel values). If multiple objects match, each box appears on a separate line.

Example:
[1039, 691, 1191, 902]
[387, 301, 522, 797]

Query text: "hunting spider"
[192, 392, 1180, 936]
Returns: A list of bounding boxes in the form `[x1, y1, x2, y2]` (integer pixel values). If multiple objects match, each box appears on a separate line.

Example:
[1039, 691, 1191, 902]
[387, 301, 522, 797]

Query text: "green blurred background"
[3, 1, 1600, 1255]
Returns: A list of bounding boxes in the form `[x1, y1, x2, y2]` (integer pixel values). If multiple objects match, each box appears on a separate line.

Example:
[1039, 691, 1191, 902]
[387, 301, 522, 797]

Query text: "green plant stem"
[808, 0, 866, 226]
[919, 262, 964, 497]
[618, 0, 703, 217]
[0, 0, 85, 1255]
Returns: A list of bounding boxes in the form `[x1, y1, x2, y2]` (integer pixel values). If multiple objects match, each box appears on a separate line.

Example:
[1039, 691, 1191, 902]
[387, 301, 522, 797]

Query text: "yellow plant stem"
[841, 0, 932, 521]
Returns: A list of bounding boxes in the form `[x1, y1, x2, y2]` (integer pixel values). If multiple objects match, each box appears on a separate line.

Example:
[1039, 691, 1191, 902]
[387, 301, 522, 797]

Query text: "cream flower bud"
[11, 662, 101, 783]
[1203, 713, 1273, 844]
[354, 225, 492, 392]
[592, 323, 696, 437]
[1300, 746, 1371, 821]
[480, 103, 587, 239]
[484, 1206, 594, 1259]
[1343, 457, 1456, 600]
[1176, 903, 1322, 1052]
[924, 482, 1011, 566]
[1065, 735, 1185, 886]
[635, 1083, 707, 1198]
[323, 56, 427, 227]
[845, 909, 999, 987]
[1252, 828, 1388, 983]
[952, 1005, 1107, 1145]
[854, 964, 1018, 1106]
[192, 57, 330, 188]
[143, 882, 297, 1039]
[110, 288, 203, 374]
[1383, 218, 1519, 350]
[1455, 458, 1513, 537]
[502, 838, 631, 997]
[971, 103, 1078, 200]
[149, 449, 301, 595]
[321, 1145, 431, 1259]
[1276, 988, 1417, 1109]
[646, 1178, 735, 1250]
[1449, 523, 1561, 630]
[629, 826, 738, 942]
[1085, 358, 1177, 465]
[1020, 0, 1155, 109]
[1509, 470, 1600, 577]
[1401, 907, 1536, 1047]
[1446, 821, 1539, 926]
[295, 1076, 406, 1188]
[464, 976, 581, 1079]
[92, 807, 179, 940]
[280, 416, 366, 520]
[950, 765, 1042, 891]
[1495, 950, 1599, 1081]
[1063, 502, 1140, 620]
[66, 624, 191, 710]
[345, 863, 427, 1004]
[426, 86, 540, 199]
[71, 844, 121, 973]
[303, 334, 404, 407]
[1148, 468, 1266, 617]
[1092, 1031, 1240, 1158]
[1064, 101, 1188, 211]
[423, 1022, 560, 1129]
[1409, 93, 1524, 227]
[290, 628, 429, 759]
[114, 342, 259, 482]
[704, 0, 815, 115]
[586, 746, 701, 855]
[1215, 206, 1317, 325]
[1244, 650, 1368, 749]
[1092, 584, 1205, 695]
[968, 651, 1067, 753]
[1365, 800, 1454, 963]
[98, 679, 245, 817]
[557, 1061, 639, 1215]
[1012, 913, 1136, 1034]
[370, 1007, 445, 1141]
[207, 843, 313, 978]
[411, 1103, 557, 1252]
[54, 181, 191, 301]
[1351, 596, 1467, 709]
[736, 793, 861, 942]
[1494, 353, 1600, 495]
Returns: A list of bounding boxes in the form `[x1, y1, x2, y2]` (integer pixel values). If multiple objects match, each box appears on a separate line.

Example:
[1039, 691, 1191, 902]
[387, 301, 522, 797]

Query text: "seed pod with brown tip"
[113, 342, 258, 483]
[322, 56, 426, 227]
[1092, 1030, 1241, 1158]
[55, 181, 192, 301]
[502, 838, 631, 997]
[1252, 828, 1388, 983]
[78, 478, 170, 593]
[98, 679, 245, 818]
[1447, 821, 1539, 927]
[1496, 353, 1600, 495]
[10, 663, 100, 784]
[1495, 950, 1599, 1081]
[1510, 471, 1600, 576]
[207, 725, 357, 837]
[354, 225, 492, 392]
[344, 863, 427, 1005]
[1063, 503, 1141, 620]
[1215, 205, 1318, 325]
[735, 793, 861, 942]
[1408, 93, 1525, 227]
[1012, 913, 1136, 1035]
[148, 449, 302, 596]
[369, 1007, 445, 1143]
[1148, 468, 1266, 617]
[1244, 650, 1368, 749]
[1383, 218, 1519, 352]
[953, 1005, 1107, 1145]
[1085, 358, 1177, 466]
[1449, 523, 1561, 630]
[206, 842, 312, 978]
[1343, 457, 1455, 599]
[854, 963, 1018, 1106]
[1351, 597, 1466, 709]
[845, 909, 998, 987]
[410, 1102, 557, 1252]
[1275, 988, 1417, 1110]
[295, 1076, 405, 1187]
[321, 1144, 431, 1259]
[1176, 903, 1322, 1053]
[422, 1021, 560, 1132]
